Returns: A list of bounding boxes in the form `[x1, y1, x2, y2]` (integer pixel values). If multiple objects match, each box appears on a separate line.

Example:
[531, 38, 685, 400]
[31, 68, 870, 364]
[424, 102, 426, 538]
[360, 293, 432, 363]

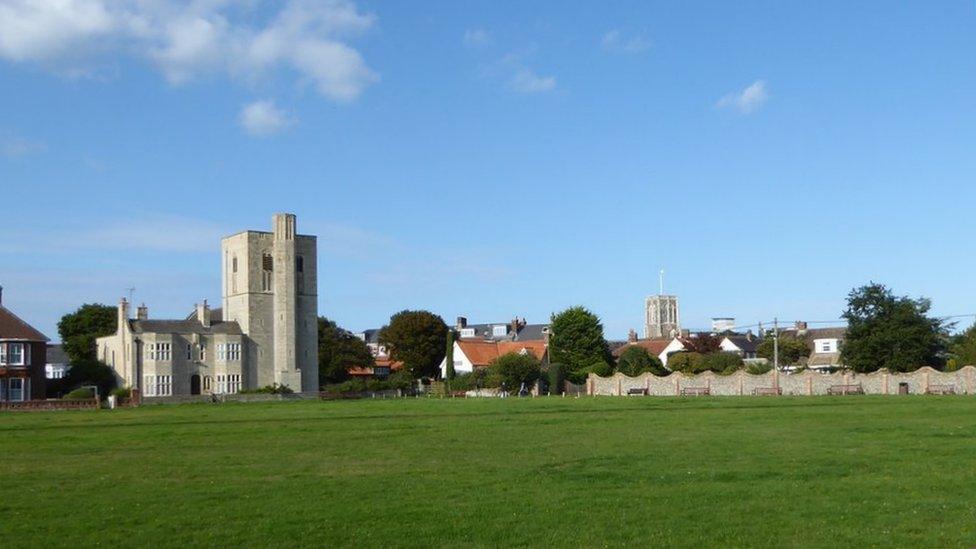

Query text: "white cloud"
[601, 30, 650, 53]
[0, 214, 229, 254]
[463, 29, 491, 47]
[1, 132, 45, 157]
[0, 0, 379, 103]
[239, 100, 295, 137]
[716, 80, 769, 114]
[511, 67, 555, 93]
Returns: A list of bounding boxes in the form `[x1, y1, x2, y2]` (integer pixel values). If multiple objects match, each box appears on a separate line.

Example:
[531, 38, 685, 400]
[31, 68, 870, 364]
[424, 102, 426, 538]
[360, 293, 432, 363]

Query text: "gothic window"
[232, 256, 238, 273]
[262, 253, 273, 292]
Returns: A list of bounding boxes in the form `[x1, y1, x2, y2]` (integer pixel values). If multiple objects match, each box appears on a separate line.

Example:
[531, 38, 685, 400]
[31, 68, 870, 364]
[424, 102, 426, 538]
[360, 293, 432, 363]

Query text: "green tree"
[318, 317, 375, 385]
[488, 352, 541, 392]
[841, 283, 950, 373]
[616, 346, 666, 376]
[948, 324, 976, 370]
[549, 306, 613, 383]
[58, 304, 117, 363]
[547, 363, 566, 395]
[701, 352, 744, 374]
[63, 358, 117, 397]
[379, 310, 449, 379]
[445, 330, 456, 381]
[667, 352, 706, 374]
[756, 334, 810, 366]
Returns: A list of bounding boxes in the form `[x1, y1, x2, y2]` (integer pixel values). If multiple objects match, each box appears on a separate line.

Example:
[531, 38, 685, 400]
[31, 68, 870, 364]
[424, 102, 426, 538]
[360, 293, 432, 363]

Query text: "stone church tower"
[221, 213, 319, 392]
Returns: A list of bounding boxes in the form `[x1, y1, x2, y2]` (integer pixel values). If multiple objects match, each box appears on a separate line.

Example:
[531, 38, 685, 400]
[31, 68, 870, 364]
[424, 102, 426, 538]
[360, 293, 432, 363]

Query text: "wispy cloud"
[601, 30, 650, 54]
[463, 29, 492, 47]
[511, 66, 556, 93]
[0, 214, 230, 254]
[1, 132, 46, 157]
[716, 80, 769, 114]
[239, 100, 296, 137]
[0, 1, 379, 103]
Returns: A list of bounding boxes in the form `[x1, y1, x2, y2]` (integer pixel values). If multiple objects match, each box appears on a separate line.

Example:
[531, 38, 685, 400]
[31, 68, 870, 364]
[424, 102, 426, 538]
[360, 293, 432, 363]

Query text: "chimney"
[197, 300, 211, 328]
[456, 316, 467, 330]
[628, 329, 638, 343]
[136, 303, 149, 321]
[510, 317, 520, 334]
[795, 321, 808, 332]
[118, 297, 130, 329]
[0, 285, 3, 306]
[543, 327, 551, 346]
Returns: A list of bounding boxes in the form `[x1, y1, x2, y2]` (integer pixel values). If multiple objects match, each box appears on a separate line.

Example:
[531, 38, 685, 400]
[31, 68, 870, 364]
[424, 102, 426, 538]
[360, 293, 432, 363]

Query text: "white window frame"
[8, 378, 25, 401]
[0, 343, 6, 365]
[460, 328, 475, 338]
[492, 325, 507, 337]
[8, 343, 25, 366]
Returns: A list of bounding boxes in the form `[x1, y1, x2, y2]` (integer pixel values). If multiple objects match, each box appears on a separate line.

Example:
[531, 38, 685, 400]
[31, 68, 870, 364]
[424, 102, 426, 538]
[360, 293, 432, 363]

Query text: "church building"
[97, 213, 319, 396]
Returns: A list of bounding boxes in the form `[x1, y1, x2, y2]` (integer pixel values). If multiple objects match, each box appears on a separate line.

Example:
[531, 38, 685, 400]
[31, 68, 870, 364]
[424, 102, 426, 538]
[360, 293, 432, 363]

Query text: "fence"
[586, 366, 976, 396]
[0, 398, 100, 411]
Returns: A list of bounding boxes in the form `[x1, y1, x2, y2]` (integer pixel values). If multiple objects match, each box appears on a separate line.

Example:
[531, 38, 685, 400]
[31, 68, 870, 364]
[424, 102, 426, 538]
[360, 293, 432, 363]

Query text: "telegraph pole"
[773, 317, 780, 372]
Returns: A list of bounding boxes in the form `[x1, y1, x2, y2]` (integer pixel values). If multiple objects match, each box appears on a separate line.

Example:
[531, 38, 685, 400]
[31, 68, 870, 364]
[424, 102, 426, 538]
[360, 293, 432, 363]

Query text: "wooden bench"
[680, 387, 710, 396]
[827, 384, 864, 395]
[925, 384, 956, 395]
[752, 387, 782, 396]
[627, 387, 648, 396]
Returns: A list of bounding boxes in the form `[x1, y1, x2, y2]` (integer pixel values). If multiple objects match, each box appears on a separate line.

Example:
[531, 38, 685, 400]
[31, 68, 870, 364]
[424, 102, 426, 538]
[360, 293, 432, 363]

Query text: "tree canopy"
[488, 352, 541, 392]
[841, 283, 950, 373]
[948, 324, 976, 371]
[57, 304, 117, 363]
[756, 334, 810, 366]
[379, 310, 448, 379]
[549, 306, 612, 383]
[616, 346, 666, 376]
[318, 317, 375, 385]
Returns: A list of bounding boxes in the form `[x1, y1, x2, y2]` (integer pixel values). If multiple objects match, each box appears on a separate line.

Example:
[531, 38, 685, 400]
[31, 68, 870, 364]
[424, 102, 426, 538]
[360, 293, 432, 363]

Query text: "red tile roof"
[613, 339, 671, 357]
[0, 306, 49, 342]
[457, 339, 548, 368]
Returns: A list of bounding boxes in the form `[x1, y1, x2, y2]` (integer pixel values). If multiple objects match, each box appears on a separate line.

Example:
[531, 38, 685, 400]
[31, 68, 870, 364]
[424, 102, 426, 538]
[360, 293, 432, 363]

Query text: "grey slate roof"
[132, 317, 242, 336]
[458, 323, 549, 342]
[724, 335, 760, 354]
[46, 344, 69, 364]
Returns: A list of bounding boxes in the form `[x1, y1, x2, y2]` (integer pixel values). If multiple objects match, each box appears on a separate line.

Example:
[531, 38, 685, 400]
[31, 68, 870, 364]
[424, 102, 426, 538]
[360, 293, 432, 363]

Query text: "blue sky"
[2, 1, 976, 341]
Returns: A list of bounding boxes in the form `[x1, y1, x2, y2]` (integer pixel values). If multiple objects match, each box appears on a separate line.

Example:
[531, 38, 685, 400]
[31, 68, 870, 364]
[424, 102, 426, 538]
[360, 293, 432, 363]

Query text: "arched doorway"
[190, 375, 201, 395]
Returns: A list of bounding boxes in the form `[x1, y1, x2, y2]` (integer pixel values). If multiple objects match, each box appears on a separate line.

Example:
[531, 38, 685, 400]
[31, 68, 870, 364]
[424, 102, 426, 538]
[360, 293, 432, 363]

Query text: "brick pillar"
[806, 375, 812, 395]
[617, 377, 622, 396]
[924, 371, 930, 393]
[675, 377, 680, 396]
[882, 373, 888, 395]
[738, 373, 743, 396]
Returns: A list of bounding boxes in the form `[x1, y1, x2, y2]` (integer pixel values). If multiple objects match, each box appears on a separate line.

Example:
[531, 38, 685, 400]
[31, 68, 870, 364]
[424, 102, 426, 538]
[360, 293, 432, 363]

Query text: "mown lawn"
[1, 396, 975, 547]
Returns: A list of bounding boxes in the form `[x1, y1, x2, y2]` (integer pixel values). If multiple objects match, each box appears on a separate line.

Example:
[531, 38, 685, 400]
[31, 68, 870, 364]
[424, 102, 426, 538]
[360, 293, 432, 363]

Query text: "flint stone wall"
[587, 366, 976, 396]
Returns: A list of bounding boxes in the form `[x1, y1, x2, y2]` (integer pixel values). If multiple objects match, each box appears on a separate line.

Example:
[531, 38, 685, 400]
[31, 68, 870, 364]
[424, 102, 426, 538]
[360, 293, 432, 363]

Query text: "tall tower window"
[262, 253, 273, 292]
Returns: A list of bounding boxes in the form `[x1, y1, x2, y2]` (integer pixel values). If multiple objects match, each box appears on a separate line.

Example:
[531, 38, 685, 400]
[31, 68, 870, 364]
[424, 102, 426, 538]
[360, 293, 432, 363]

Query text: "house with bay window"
[0, 288, 48, 401]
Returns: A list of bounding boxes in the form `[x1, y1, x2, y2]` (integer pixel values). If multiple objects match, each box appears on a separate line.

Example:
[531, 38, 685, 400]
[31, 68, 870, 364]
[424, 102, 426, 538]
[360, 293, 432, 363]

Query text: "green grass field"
[2, 396, 975, 547]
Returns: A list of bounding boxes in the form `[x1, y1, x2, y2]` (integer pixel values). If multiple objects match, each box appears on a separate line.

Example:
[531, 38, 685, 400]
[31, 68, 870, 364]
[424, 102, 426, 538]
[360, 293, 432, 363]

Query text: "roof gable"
[0, 305, 49, 342]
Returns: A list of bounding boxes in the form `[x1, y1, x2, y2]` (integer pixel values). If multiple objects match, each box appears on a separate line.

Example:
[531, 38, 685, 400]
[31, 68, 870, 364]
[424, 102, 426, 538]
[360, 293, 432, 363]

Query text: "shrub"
[239, 383, 294, 395]
[616, 346, 666, 376]
[667, 352, 705, 374]
[548, 363, 566, 395]
[110, 387, 131, 399]
[586, 360, 613, 377]
[746, 362, 773, 375]
[386, 370, 415, 391]
[488, 352, 542, 393]
[703, 352, 744, 374]
[65, 387, 95, 400]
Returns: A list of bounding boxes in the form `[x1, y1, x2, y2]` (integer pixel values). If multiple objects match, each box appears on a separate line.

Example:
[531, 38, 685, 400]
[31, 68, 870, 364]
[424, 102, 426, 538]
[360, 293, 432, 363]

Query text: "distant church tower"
[644, 270, 680, 339]
[221, 213, 319, 392]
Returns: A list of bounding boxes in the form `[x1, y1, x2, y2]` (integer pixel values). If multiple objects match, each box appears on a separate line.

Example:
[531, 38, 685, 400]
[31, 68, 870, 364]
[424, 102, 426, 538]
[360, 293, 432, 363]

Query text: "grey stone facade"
[97, 213, 319, 395]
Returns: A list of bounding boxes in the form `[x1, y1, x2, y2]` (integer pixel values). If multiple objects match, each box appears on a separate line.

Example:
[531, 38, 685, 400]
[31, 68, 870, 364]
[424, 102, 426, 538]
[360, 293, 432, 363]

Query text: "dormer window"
[492, 325, 507, 337]
[460, 328, 475, 338]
